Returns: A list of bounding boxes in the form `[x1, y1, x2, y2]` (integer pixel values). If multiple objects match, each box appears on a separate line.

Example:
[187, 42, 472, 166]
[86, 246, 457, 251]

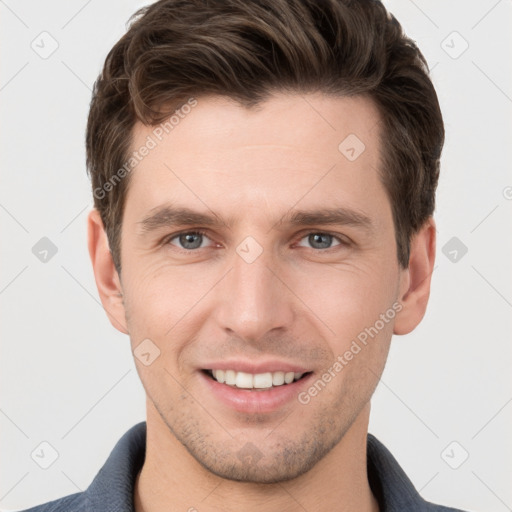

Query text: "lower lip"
[199, 371, 314, 414]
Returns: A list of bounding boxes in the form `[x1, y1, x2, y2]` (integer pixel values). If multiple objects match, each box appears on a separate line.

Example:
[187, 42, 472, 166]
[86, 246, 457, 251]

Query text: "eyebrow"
[137, 205, 228, 235]
[137, 203, 374, 235]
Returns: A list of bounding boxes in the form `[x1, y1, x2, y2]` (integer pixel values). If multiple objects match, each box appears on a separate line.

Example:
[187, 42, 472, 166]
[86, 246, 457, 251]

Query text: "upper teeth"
[211, 370, 304, 389]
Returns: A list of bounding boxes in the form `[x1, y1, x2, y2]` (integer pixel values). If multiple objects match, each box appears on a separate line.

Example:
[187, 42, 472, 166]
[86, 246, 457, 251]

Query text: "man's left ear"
[393, 218, 436, 335]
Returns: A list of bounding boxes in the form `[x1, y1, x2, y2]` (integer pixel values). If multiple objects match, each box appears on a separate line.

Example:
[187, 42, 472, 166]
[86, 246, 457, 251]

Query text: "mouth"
[202, 369, 312, 391]
[198, 361, 315, 413]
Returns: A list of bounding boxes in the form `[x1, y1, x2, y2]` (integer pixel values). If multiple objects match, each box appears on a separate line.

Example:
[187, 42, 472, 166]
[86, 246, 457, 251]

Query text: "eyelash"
[162, 229, 351, 253]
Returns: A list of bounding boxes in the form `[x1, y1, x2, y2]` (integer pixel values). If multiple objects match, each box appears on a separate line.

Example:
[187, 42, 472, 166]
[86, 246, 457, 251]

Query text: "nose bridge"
[216, 236, 293, 340]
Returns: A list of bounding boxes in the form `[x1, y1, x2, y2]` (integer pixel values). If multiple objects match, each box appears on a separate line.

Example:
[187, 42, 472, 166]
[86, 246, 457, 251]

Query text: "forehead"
[132, 92, 380, 156]
[124, 93, 386, 226]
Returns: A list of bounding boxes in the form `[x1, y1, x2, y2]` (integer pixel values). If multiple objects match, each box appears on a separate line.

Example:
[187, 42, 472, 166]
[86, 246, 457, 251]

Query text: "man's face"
[118, 93, 406, 482]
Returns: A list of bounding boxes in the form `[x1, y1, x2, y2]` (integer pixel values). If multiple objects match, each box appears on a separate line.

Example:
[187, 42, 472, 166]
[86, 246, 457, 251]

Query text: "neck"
[134, 402, 379, 512]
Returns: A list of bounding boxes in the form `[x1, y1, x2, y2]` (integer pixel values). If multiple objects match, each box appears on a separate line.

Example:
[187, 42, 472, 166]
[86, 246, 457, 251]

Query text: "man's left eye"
[297, 233, 343, 250]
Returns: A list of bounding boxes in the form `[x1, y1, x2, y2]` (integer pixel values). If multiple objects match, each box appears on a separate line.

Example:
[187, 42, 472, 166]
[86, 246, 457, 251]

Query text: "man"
[20, 0, 468, 510]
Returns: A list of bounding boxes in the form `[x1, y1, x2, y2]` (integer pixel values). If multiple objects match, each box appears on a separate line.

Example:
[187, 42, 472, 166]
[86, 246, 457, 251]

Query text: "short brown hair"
[86, 0, 444, 275]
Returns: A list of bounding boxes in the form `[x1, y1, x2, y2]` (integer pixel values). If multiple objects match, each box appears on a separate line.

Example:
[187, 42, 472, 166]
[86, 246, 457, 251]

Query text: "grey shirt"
[19, 422, 469, 512]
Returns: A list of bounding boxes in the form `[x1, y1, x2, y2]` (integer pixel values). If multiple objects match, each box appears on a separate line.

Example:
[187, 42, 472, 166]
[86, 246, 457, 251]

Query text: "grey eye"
[170, 232, 207, 250]
[298, 233, 341, 250]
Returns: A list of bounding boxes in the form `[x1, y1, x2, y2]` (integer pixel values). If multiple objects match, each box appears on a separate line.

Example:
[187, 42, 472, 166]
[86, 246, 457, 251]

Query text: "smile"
[205, 369, 311, 389]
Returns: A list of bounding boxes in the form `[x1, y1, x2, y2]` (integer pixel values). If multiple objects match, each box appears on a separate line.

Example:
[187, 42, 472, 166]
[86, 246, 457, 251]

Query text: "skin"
[88, 92, 435, 512]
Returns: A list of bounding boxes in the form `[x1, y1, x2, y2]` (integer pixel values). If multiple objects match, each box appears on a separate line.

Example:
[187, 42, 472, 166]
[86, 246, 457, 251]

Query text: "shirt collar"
[367, 433, 430, 510]
[85, 421, 146, 511]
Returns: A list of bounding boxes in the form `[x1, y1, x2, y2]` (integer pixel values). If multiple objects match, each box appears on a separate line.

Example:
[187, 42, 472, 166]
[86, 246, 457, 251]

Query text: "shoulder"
[367, 434, 470, 512]
[15, 422, 146, 512]
[15, 492, 86, 512]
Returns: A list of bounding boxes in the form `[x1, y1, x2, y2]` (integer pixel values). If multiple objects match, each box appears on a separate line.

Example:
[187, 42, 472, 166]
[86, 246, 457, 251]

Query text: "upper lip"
[201, 359, 311, 374]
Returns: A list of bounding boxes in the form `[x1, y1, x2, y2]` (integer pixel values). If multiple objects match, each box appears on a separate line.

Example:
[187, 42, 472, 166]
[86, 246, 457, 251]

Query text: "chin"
[180, 425, 343, 484]
[195, 455, 320, 484]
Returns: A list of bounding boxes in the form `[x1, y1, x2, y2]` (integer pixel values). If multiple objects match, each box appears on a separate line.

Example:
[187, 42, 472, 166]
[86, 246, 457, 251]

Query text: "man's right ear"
[87, 208, 129, 335]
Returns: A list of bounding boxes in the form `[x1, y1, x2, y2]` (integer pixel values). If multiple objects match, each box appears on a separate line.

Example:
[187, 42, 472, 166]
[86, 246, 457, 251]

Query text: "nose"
[214, 241, 295, 344]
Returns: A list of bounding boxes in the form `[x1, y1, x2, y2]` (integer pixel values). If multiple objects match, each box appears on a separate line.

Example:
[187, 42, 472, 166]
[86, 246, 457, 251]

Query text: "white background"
[1, 1, 511, 510]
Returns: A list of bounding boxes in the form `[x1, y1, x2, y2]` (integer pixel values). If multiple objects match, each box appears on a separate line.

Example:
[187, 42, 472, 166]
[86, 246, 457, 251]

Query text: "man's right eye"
[166, 230, 214, 251]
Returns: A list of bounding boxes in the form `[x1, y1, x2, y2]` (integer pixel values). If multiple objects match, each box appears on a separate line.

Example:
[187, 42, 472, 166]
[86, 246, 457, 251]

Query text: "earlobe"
[87, 208, 129, 335]
[393, 218, 436, 335]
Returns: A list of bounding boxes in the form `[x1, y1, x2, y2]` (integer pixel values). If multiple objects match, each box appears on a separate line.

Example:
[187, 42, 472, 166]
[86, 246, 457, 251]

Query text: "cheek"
[122, 260, 219, 339]
[291, 258, 400, 340]
[122, 266, 210, 390]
